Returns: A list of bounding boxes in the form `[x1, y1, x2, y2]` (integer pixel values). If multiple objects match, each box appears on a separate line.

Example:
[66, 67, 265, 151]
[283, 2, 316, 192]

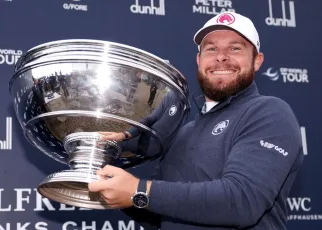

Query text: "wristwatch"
[122, 131, 130, 140]
[131, 179, 149, 209]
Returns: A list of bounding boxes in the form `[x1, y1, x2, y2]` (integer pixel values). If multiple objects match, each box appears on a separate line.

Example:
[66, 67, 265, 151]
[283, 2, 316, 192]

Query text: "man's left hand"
[88, 165, 139, 209]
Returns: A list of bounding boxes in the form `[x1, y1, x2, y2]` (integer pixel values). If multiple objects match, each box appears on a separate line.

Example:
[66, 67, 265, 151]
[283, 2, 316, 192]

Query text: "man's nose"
[215, 50, 229, 62]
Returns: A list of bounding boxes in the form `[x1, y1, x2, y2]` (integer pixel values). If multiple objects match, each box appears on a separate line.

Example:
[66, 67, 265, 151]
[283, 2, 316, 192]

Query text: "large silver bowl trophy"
[9, 39, 190, 209]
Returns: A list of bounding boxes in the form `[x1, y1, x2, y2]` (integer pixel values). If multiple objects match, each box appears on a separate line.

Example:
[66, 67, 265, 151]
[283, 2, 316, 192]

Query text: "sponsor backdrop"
[0, 0, 320, 229]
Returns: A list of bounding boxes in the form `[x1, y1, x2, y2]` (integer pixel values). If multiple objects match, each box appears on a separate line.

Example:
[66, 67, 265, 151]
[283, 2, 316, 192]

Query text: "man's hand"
[88, 165, 139, 209]
[98, 132, 131, 142]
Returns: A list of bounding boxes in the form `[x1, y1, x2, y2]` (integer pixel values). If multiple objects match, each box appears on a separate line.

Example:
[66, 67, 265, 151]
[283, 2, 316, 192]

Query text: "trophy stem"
[37, 132, 124, 209]
[67, 149, 115, 171]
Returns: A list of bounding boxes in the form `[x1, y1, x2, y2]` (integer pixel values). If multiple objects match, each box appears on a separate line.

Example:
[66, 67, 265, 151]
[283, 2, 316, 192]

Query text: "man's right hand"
[98, 132, 131, 142]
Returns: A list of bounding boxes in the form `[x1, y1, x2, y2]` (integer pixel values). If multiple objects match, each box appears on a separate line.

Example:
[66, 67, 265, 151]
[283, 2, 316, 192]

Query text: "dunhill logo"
[265, 0, 296, 27]
[130, 0, 165, 16]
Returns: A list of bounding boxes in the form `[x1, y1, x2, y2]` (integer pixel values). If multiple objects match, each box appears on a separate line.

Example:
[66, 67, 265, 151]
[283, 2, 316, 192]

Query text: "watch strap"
[122, 131, 130, 140]
[138, 179, 147, 193]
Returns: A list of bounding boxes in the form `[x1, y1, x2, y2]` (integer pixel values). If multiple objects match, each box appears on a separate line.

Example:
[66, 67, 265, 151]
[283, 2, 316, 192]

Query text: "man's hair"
[252, 46, 258, 63]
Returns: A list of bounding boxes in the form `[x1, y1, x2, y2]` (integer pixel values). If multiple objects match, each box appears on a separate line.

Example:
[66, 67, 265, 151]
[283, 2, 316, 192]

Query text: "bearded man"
[88, 12, 304, 230]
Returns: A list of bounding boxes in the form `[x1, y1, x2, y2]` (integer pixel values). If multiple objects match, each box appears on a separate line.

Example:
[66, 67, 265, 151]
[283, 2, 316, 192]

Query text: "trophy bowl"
[9, 39, 190, 209]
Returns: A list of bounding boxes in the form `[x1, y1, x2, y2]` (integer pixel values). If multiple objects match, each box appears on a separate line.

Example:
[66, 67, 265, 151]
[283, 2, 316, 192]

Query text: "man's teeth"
[210, 70, 234, 74]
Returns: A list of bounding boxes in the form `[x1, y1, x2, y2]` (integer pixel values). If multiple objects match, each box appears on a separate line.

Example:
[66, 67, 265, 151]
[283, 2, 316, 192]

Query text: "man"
[147, 80, 158, 107]
[126, 69, 142, 102]
[88, 12, 304, 230]
[32, 78, 47, 111]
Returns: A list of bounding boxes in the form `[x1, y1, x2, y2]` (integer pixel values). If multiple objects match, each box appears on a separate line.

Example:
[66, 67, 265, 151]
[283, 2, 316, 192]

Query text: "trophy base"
[37, 170, 110, 209]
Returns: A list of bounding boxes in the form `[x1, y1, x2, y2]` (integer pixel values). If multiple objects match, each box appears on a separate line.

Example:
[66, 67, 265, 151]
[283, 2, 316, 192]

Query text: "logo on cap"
[216, 13, 235, 25]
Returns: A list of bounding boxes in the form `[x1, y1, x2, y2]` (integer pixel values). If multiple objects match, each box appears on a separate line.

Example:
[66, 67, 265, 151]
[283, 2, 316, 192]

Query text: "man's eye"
[231, 47, 241, 51]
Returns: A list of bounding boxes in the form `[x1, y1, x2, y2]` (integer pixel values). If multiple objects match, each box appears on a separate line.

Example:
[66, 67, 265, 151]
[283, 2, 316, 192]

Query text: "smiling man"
[195, 13, 262, 104]
[88, 12, 304, 230]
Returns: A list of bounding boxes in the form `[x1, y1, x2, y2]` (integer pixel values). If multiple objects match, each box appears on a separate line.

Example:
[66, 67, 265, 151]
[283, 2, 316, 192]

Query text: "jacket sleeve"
[148, 98, 304, 228]
[127, 96, 167, 137]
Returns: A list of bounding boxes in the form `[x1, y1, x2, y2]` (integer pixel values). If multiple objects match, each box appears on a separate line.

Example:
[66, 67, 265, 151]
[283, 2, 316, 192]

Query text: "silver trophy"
[9, 39, 190, 209]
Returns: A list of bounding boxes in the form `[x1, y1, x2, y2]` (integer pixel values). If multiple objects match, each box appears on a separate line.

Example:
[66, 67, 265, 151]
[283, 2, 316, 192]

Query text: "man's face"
[196, 30, 264, 101]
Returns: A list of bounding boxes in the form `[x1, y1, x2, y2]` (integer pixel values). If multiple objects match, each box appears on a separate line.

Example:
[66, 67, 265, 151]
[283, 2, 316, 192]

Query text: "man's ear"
[254, 52, 264, 72]
[196, 52, 200, 66]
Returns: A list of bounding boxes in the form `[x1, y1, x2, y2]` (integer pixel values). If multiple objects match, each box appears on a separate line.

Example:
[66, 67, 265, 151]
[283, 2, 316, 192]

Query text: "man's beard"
[197, 65, 255, 102]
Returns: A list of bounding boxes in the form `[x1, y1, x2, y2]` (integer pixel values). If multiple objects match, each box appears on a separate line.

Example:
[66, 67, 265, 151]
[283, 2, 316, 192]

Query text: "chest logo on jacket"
[212, 120, 229, 135]
[169, 105, 177, 116]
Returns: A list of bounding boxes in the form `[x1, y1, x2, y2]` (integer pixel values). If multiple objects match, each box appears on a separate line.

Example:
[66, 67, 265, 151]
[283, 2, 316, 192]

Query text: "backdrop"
[0, 0, 321, 229]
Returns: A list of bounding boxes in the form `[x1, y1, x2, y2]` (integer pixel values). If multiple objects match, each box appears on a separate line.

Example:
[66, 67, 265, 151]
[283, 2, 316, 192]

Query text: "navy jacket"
[123, 90, 188, 157]
[147, 82, 304, 230]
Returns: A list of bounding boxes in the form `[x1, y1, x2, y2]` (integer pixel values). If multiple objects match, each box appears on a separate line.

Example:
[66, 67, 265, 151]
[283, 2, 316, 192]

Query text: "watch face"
[132, 192, 149, 208]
